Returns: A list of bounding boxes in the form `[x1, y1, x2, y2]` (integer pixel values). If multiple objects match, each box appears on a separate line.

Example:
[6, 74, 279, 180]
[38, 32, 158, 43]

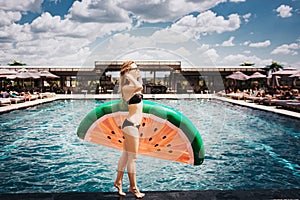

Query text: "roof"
[95, 60, 181, 71]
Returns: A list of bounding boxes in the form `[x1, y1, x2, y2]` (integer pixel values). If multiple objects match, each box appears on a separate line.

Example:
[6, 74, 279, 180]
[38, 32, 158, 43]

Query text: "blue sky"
[0, 0, 299, 69]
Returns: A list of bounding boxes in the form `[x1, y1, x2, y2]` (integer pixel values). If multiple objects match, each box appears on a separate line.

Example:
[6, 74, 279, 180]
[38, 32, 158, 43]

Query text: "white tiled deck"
[0, 94, 299, 119]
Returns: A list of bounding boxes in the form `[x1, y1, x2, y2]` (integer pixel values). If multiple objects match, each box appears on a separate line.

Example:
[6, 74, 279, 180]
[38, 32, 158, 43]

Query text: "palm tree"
[264, 61, 283, 73]
[8, 60, 27, 66]
[264, 61, 283, 87]
[240, 62, 255, 66]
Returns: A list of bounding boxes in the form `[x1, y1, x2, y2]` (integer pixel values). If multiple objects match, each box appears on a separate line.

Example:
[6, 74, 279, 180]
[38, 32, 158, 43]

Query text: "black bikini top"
[128, 93, 143, 105]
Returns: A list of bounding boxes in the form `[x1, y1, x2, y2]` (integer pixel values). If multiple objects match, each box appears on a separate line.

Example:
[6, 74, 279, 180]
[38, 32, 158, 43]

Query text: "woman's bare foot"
[114, 182, 126, 196]
[129, 186, 145, 199]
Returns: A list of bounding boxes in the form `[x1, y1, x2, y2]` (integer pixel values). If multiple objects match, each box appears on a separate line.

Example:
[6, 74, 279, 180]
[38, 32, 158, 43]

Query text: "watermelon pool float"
[77, 100, 205, 165]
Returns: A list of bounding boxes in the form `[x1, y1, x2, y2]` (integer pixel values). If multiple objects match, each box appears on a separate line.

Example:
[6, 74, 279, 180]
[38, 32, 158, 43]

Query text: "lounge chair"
[244, 90, 269, 104]
[274, 100, 300, 112]
[10, 96, 25, 104]
[226, 93, 245, 100]
[40, 92, 56, 98]
[0, 98, 11, 106]
[23, 93, 39, 101]
[245, 95, 265, 103]
[262, 99, 295, 106]
[31, 94, 39, 100]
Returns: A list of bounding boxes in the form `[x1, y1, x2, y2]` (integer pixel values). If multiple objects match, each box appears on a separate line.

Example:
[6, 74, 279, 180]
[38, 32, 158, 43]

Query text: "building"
[2, 61, 265, 94]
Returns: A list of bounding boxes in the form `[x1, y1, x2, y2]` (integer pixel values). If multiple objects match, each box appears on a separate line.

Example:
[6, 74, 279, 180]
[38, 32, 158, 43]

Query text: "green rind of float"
[142, 100, 204, 165]
[77, 100, 123, 139]
[77, 99, 204, 165]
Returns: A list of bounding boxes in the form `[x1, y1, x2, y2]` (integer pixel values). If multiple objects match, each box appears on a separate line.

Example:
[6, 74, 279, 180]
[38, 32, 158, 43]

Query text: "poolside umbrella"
[6, 69, 40, 79]
[249, 72, 266, 79]
[289, 71, 300, 86]
[248, 72, 267, 88]
[226, 71, 249, 80]
[289, 71, 300, 78]
[226, 71, 249, 90]
[38, 71, 59, 89]
[0, 68, 17, 77]
[39, 70, 59, 79]
[0, 69, 18, 89]
[272, 68, 297, 76]
[6, 69, 41, 88]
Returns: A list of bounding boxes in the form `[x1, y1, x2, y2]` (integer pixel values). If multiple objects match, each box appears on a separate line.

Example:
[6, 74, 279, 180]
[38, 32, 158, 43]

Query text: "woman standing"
[114, 61, 145, 199]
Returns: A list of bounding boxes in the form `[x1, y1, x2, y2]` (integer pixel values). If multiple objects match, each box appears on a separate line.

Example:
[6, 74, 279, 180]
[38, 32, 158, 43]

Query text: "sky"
[0, 0, 299, 69]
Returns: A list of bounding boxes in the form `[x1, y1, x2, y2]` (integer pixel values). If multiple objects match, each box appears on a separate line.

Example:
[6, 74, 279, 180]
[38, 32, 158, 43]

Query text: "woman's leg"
[123, 126, 145, 198]
[114, 134, 129, 196]
[117, 150, 128, 172]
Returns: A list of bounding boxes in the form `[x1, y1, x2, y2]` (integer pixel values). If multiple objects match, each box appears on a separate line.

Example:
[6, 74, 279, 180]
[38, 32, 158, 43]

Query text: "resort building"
[2, 60, 265, 94]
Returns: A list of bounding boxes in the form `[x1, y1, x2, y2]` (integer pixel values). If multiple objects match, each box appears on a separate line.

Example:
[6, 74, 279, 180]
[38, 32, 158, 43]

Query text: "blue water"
[0, 99, 299, 193]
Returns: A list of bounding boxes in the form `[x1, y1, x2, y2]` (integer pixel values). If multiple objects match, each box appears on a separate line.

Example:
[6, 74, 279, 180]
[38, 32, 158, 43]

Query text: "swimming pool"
[0, 99, 299, 193]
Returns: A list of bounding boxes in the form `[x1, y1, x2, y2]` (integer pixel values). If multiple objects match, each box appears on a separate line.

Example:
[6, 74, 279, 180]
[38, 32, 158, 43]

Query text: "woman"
[114, 61, 145, 199]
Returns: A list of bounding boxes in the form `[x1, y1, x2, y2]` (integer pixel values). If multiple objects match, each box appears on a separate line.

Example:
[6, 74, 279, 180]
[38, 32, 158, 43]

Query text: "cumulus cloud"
[0, 10, 22, 26]
[276, 4, 293, 18]
[152, 28, 190, 44]
[0, 0, 43, 13]
[243, 40, 271, 48]
[249, 40, 271, 48]
[31, 12, 70, 33]
[67, 0, 131, 23]
[169, 10, 241, 39]
[82, 28, 220, 67]
[221, 36, 235, 46]
[243, 13, 251, 23]
[0, 0, 43, 26]
[0, 23, 32, 43]
[271, 43, 300, 55]
[0, 0, 238, 66]
[0, 12, 132, 66]
[118, 0, 227, 23]
[0, 0, 297, 68]
[221, 54, 272, 66]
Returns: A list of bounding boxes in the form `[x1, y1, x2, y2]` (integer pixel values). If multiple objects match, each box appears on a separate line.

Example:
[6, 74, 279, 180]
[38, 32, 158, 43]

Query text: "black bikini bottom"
[122, 119, 140, 129]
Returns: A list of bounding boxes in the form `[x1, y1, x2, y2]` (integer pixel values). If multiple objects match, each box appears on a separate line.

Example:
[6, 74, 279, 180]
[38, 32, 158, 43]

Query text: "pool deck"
[1, 189, 300, 200]
[1, 93, 299, 119]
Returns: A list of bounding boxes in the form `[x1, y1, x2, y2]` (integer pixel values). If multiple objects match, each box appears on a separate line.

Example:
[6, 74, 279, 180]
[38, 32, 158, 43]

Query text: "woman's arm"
[121, 74, 143, 101]
[126, 74, 143, 89]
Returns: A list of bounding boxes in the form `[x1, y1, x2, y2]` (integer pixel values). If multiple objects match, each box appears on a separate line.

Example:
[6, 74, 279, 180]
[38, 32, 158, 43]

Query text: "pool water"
[0, 99, 299, 193]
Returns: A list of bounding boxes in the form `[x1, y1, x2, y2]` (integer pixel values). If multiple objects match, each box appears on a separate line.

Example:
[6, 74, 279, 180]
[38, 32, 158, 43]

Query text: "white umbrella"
[7, 71, 40, 79]
[272, 68, 297, 76]
[39, 71, 59, 79]
[249, 72, 266, 79]
[226, 71, 250, 80]
[0, 68, 17, 75]
[0, 68, 17, 78]
[289, 71, 300, 78]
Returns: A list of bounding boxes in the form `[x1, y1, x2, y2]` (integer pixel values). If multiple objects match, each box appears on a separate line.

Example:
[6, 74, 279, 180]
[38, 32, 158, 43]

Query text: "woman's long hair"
[119, 61, 135, 100]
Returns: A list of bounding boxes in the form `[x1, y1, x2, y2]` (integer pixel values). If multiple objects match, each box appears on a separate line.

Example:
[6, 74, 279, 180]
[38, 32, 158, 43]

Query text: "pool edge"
[1, 94, 299, 119]
[0, 189, 299, 200]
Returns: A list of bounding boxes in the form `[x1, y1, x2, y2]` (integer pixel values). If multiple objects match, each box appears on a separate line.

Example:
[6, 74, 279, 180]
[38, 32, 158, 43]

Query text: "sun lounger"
[22, 93, 39, 101]
[0, 98, 11, 106]
[40, 92, 56, 98]
[31, 94, 39, 100]
[262, 99, 296, 106]
[226, 93, 245, 100]
[274, 101, 300, 112]
[245, 96, 266, 103]
[10, 96, 25, 104]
